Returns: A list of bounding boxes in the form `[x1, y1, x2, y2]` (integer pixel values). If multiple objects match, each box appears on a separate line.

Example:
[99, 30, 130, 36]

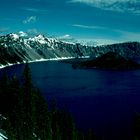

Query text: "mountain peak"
[9, 33, 19, 40]
[28, 34, 47, 44]
[35, 34, 45, 40]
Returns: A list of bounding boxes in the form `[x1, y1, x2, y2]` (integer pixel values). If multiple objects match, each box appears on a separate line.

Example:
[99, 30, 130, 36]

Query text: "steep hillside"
[72, 52, 140, 70]
[0, 32, 140, 67]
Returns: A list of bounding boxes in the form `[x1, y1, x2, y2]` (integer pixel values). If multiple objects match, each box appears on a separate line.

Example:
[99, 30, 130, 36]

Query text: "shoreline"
[0, 56, 90, 70]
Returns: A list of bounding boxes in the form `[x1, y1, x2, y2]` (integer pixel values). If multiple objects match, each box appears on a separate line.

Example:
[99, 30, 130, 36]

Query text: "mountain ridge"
[0, 32, 140, 68]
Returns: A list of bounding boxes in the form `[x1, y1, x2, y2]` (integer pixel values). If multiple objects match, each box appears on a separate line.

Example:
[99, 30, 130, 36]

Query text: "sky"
[0, 0, 140, 44]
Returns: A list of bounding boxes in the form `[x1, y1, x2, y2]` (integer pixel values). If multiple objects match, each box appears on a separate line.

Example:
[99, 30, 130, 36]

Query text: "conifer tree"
[86, 129, 96, 140]
[35, 89, 52, 140]
[0, 63, 86, 140]
[21, 63, 35, 139]
[0, 74, 9, 114]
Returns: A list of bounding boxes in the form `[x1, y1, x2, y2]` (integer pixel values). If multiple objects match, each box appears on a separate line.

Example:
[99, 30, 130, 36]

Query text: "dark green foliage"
[1, 62, 140, 140]
[51, 109, 77, 140]
[86, 129, 96, 140]
[0, 63, 81, 140]
[0, 74, 12, 114]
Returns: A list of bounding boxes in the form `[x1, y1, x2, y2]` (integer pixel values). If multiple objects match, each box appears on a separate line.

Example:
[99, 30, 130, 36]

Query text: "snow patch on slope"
[10, 33, 19, 40]
[29, 35, 46, 44]
[0, 133, 8, 140]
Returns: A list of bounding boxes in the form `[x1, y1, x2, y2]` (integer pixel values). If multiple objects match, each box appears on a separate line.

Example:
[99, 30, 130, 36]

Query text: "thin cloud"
[72, 24, 107, 30]
[57, 34, 76, 42]
[69, 0, 140, 14]
[22, 7, 48, 13]
[58, 34, 73, 39]
[72, 23, 140, 42]
[115, 30, 140, 42]
[23, 16, 37, 24]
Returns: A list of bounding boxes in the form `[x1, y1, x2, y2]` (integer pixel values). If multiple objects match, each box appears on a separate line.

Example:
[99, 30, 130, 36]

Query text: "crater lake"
[1, 61, 140, 140]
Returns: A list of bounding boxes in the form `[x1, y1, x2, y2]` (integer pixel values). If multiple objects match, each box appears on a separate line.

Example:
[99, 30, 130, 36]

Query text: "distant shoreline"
[0, 56, 90, 70]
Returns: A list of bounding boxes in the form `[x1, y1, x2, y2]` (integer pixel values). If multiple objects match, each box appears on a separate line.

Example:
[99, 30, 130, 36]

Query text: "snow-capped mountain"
[0, 32, 140, 67]
[0, 32, 93, 67]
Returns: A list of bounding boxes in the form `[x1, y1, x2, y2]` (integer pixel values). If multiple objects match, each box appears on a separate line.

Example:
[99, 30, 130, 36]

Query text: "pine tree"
[21, 63, 52, 139]
[35, 89, 52, 140]
[0, 74, 10, 114]
[4, 118, 17, 140]
[86, 129, 96, 140]
[21, 63, 35, 139]
[9, 76, 25, 140]
[0, 63, 87, 140]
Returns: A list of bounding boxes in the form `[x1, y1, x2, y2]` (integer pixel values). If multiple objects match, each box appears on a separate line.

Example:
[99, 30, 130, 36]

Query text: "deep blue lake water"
[1, 61, 140, 140]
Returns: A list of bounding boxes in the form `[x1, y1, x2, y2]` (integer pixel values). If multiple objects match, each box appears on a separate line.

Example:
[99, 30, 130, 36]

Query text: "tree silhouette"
[0, 63, 95, 140]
